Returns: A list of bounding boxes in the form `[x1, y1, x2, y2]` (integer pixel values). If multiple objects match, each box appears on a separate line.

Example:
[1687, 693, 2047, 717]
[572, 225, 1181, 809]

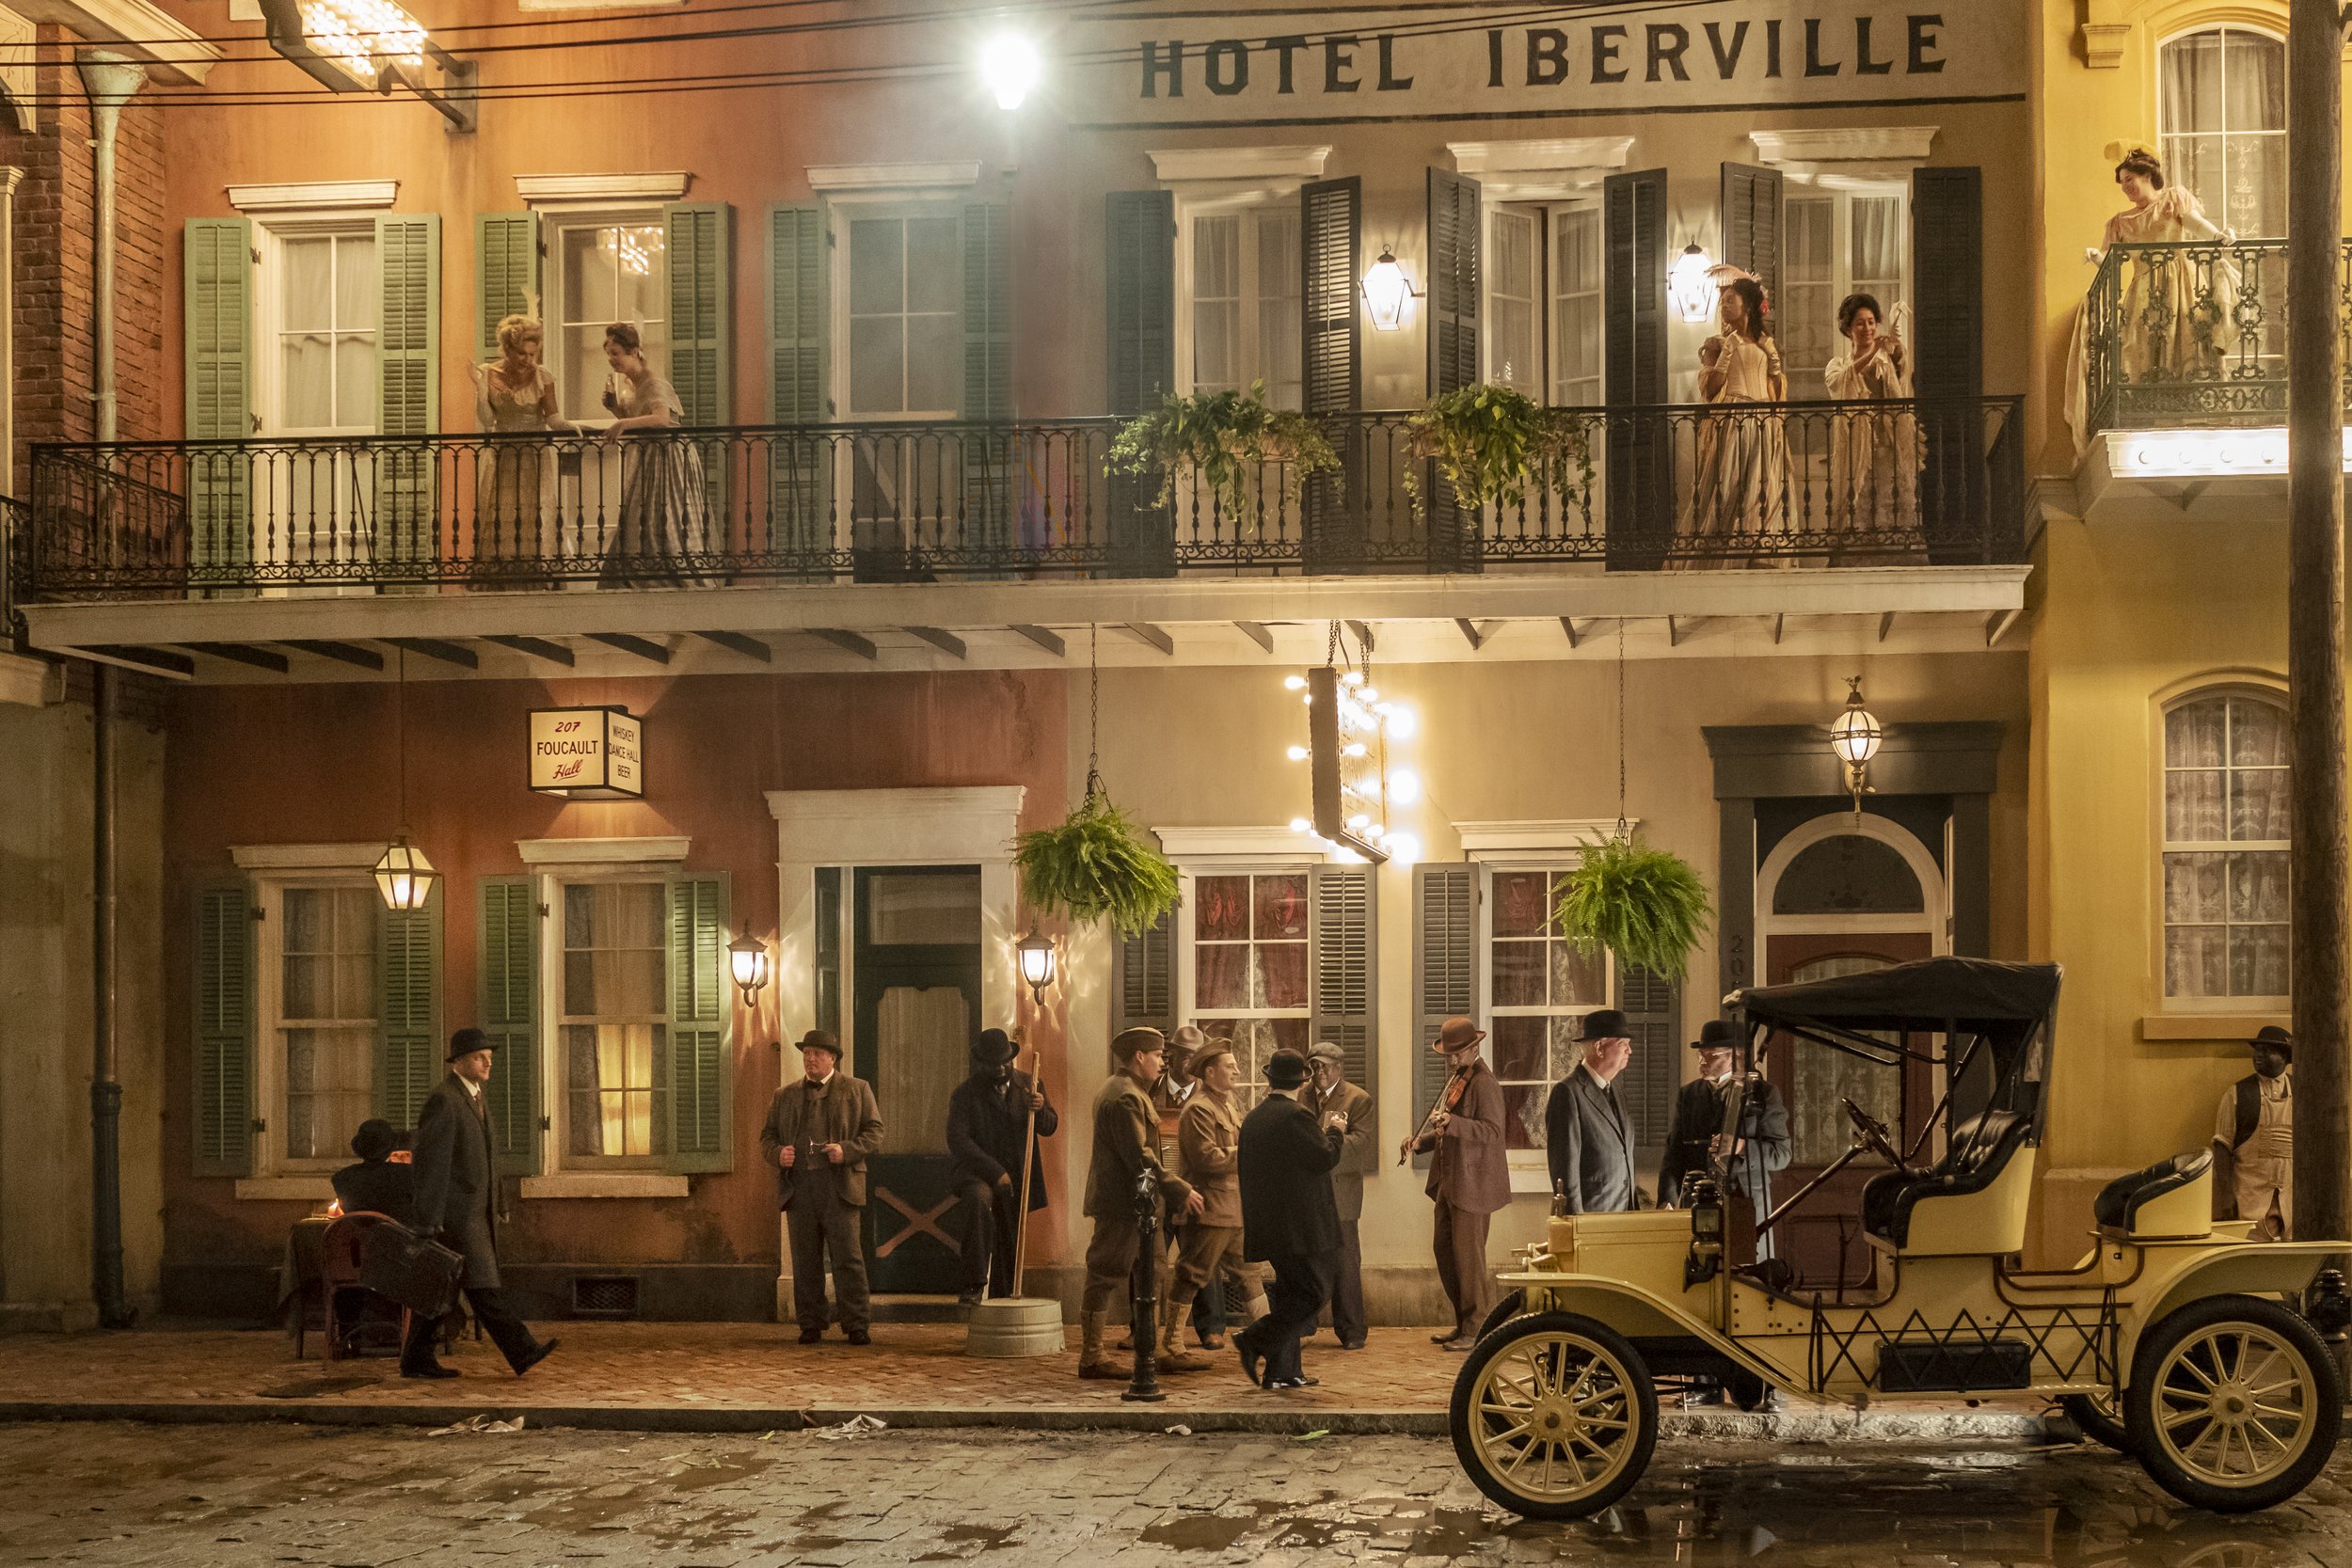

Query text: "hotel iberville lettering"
[1068, 2, 2026, 127]
[529, 707, 644, 800]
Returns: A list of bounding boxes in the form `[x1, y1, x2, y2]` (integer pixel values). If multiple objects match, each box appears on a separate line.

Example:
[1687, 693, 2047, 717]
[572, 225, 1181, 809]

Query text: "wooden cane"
[1010, 1047, 1042, 1298]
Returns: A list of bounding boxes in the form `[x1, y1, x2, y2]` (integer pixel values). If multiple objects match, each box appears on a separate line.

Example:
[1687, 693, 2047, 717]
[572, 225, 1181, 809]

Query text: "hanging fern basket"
[1014, 792, 1181, 938]
[1550, 834, 1713, 980]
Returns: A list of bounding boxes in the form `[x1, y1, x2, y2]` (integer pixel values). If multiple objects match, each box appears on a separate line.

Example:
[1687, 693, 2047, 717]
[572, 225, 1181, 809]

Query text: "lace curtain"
[2161, 28, 2288, 238]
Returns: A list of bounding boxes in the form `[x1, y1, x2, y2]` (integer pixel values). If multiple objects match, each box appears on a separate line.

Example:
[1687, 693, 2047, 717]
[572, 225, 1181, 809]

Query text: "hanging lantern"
[1016, 929, 1057, 1006]
[1359, 247, 1420, 332]
[728, 932, 771, 1008]
[1668, 242, 1719, 325]
[1829, 676, 1883, 823]
[373, 832, 437, 911]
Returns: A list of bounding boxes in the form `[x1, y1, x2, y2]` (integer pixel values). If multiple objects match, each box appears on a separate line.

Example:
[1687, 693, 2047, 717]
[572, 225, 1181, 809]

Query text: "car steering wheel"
[1841, 1097, 1906, 1167]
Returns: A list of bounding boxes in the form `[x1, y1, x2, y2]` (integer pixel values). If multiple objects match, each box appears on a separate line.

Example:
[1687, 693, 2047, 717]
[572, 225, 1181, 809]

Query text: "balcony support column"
[2286, 0, 2349, 1284]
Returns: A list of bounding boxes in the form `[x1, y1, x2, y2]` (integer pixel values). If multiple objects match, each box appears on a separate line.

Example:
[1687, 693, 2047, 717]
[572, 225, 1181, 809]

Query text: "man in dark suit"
[1302, 1041, 1375, 1350]
[331, 1118, 416, 1224]
[759, 1029, 887, 1344]
[1659, 1020, 1791, 1245]
[401, 1028, 558, 1381]
[1545, 1009, 1640, 1215]
[1234, 1051, 1346, 1389]
[1405, 1017, 1511, 1351]
[946, 1027, 1057, 1307]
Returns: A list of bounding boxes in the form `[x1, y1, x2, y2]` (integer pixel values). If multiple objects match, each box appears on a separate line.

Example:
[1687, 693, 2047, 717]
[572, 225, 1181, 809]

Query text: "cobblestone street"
[4, 1420, 2347, 1568]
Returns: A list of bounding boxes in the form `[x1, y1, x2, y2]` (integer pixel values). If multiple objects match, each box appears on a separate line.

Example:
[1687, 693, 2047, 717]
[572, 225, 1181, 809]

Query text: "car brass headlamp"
[1683, 1173, 1725, 1288]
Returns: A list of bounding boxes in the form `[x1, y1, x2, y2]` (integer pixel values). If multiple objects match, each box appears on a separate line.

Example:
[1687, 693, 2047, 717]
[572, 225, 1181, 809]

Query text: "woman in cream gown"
[1688, 276, 1789, 553]
[1824, 292, 1919, 546]
[469, 315, 569, 574]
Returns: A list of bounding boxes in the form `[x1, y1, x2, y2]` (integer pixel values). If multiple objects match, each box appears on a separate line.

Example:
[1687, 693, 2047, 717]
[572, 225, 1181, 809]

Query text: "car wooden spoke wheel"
[2124, 1296, 2343, 1513]
[1449, 1312, 1659, 1519]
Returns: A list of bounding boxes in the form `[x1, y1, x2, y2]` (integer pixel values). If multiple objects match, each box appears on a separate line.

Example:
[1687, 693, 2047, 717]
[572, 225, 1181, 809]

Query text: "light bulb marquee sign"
[1285, 665, 1396, 864]
[259, 0, 477, 133]
[530, 706, 644, 800]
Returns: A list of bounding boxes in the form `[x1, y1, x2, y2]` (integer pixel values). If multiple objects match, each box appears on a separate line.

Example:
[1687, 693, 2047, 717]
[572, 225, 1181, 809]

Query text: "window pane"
[2167, 925, 2227, 999]
[563, 225, 616, 324]
[2168, 701, 2229, 768]
[281, 339, 332, 430]
[2163, 31, 2226, 132]
[2229, 851, 2289, 923]
[1494, 298, 1537, 396]
[2231, 925, 2289, 997]
[1492, 941, 1546, 1007]
[1193, 300, 1241, 391]
[905, 216, 959, 314]
[2231, 699, 2287, 766]
[1195, 877, 1250, 942]
[849, 316, 904, 414]
[866, 870, 979, 945]
[849, 219, 904, 314]
[280, 237, 330, 332]
[1197, 942, 1249, 1009]
[905, 312, 960, 413]
[284, 1025, 373, 1162]
[2166, 769, 2226, 843]
[1850, 197, 1903, 288]
[1256, 941, 1308, 1009]
[1255, 208, 1302, 406]
[2224, 28, 2285, 132]
[1194, 214, 1240, 302]
[1550, 943, 1606, 1007]
[2165, 851, 2228, 924]
[613, 227, 665, 328]
[335, 338, 377, 429]
[335, 236, 378, 331]
[1491, 871, 1552, 939]
[1253, 875, 1308, 938]
[2231, 769, 2290, 842]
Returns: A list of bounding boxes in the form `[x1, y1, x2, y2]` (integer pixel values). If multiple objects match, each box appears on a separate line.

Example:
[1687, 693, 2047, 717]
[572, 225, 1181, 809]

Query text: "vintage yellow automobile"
[1449, 958, 2348, 1518]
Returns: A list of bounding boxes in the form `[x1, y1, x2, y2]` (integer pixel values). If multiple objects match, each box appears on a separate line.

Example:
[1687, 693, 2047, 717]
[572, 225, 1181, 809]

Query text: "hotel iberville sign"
[530, 707, 644, 800]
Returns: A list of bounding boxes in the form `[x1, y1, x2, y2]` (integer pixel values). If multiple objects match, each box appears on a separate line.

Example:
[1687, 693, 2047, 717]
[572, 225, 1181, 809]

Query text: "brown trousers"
[1170, 1222, 1259, 1304]
[1432, 1201, 1491, 1338]
[1082, 1214, 1154, 1315]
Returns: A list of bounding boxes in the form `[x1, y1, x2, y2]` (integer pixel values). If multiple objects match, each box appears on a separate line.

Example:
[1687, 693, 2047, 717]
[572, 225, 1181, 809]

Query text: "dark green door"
[853, 865, 982, 1294]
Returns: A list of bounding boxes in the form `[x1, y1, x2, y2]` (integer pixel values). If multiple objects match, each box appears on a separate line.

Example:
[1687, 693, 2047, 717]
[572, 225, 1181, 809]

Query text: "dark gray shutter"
[1110, 905, 1178, 1046]
[1301, 175, 1364, 574]
[1105, 189, 1177, 578]
[479, 876, 541, 1177]
[1719, 164, 1783, 322]
[193, 882, 256, 1177]
[1310, 864, 1376, 1159]
[1425, 167, 1484, 574]
[1617, 962, 1681, 1153]
[1603, 169, 1672, 570]
[1410, 863, 1479, 1167]
[1913, 166, 1984, 562]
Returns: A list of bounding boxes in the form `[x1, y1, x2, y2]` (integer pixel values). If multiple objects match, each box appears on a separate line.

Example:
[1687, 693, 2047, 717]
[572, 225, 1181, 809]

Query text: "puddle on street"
[940, 1523, 1019, 1547]
[1138, 1513, 1263, 1551]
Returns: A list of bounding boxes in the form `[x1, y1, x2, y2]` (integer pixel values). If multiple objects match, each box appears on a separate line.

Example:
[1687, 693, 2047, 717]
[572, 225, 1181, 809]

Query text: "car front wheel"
[2123, 1295, 2343, 1513]
[1449, 1311, 1659, 1519]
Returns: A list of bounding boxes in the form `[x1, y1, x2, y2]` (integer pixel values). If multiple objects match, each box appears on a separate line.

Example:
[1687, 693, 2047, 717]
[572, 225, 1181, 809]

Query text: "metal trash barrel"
[963, 1297, 1065, 1357]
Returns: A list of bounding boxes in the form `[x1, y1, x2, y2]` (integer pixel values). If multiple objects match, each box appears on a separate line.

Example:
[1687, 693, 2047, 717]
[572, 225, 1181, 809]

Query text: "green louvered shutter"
[1310, 864, 1377, 1169]
[193, 882, 256, 1177]
[479, 877, 540, 1176]
[476, 212, 540, 360]
[767, 202, 830, 562]
[666, 874, 730, 1173]
[1616, 962, 1681, 1157]
[665, 200, 734, 531]
[184, 218, 252, 577]
[1410, 863, 1479, 1169]
[375, 891, 442, 1127]
[961, 200, 1013, 564]
[374, 214, 440, 572]
[1104, 189, 1176, 578]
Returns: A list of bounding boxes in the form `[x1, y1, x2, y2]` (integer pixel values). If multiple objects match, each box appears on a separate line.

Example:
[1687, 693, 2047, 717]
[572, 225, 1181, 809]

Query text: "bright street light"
[979, 31, 1042, 110]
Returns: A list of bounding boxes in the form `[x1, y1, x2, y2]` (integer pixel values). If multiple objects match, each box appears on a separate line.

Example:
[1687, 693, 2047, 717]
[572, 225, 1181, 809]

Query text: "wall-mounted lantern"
[978, 31, 1043, 111]
[728, 933, 771, 1009]
[1016, 929, 1057, 1006]
[259, 0, 477, 133]
[1360, 247, 1421, 332]
[1829, 676, 1884, 824]
[1668, 241, 1719, 325]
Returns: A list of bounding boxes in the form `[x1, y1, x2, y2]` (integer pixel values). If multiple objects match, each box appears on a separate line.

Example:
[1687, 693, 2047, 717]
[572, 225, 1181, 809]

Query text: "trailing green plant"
[1550, 834, 1714, 980]
[1015, 793, 1182, 937]
[1405, 384, 1597, 519]
[1104, 381, 1342, 521]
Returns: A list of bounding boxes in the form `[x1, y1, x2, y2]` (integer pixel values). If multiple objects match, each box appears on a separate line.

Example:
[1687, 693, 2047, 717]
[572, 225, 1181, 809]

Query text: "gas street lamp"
[1016, 929, 1057, 1006]
[978, 31, 1043, 111]
[1829, 676, 1884, 824]
[728, 933, 771, 1009]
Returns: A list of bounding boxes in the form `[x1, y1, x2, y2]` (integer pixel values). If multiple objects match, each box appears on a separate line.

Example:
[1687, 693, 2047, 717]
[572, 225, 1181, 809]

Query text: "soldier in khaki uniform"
[1079, 1026, 1203, 1379]
[1163, 1044, 1266, 1370]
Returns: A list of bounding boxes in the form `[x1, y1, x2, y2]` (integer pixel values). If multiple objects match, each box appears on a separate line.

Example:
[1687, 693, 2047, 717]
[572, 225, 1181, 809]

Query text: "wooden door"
[1762, 931, 1934, 1296]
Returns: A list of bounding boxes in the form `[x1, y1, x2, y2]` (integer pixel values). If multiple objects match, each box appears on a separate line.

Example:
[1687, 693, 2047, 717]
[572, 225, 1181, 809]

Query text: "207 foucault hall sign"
[1070, 2, 2025, 128]
[530, 707, 644, 800]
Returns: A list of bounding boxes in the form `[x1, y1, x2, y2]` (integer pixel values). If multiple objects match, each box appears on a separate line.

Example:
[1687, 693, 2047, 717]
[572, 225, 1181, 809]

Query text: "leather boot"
[1156, 1295, 1209, 1372]
[1077, 1310, 1129, 1380]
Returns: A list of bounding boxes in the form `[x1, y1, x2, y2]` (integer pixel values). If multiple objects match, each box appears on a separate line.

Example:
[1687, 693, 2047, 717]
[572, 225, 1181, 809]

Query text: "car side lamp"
[1683, 1173, 1726, 1289]
[2308, 1269, 2351, 1342]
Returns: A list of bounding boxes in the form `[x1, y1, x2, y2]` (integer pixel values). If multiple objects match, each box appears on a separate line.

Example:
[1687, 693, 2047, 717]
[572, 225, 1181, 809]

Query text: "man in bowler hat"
[332, 1118, 417, 1225]
[1659, 1019, 1790, 1256]
[1234, 1050, 1346, 1388]
[946, 1027, 1057, 1306]
[401, 1027, 558, 1380]
[761, 1029, 886, 1343]
[1405, 1016, 1510, 1350]
[1545, 1010, 1640, 1215]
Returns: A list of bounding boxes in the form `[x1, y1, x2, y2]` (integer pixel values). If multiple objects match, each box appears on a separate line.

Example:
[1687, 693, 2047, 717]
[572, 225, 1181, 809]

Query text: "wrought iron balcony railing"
[23, 399, 2024, 602]
[0, 495, 25, 649]
[2081, 237, 2352, 436]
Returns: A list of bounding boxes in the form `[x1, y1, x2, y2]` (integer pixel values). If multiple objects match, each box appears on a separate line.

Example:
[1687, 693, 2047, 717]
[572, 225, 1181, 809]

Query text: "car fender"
[1495, 1272, 1785, 1385]
[2124, 1241, 2342, 1370]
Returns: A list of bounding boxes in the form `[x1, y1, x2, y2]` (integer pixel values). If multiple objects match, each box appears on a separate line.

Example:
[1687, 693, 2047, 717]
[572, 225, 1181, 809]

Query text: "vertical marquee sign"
[529, 706, 644, 800]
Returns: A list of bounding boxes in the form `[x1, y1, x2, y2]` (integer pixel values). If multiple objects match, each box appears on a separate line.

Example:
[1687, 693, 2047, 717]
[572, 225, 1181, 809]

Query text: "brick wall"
[1, 24, 171, 493]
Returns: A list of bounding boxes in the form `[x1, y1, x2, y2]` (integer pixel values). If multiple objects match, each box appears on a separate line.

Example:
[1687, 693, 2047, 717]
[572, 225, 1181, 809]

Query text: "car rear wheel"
[2058, 1391, 2132, 1454]
[2123, 1295, 2343, 1513]
[1450, 1311, 1659, 1520]
[1476, 1290, 1526, 1343]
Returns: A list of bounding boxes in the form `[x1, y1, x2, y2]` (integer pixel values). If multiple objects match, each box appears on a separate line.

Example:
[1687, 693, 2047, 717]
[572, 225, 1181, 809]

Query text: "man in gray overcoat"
[760, 1029, 886, 1344]
[1545, 1009, 1641, 1215]
[400, 1027, 558, 1380]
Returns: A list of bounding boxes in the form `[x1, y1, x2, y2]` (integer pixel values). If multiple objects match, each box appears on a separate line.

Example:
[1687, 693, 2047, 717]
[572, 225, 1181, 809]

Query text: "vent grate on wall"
[571, 1275, 641, 1318]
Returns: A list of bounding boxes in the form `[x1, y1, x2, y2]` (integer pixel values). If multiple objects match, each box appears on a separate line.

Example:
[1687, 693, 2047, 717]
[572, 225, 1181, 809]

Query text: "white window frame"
[251, 214, 380, 439]
[2157, 24, 2288, 240]
[1477, 857, 1618, 1188]
[1178, 863, 1314, 1102]
[828, 196, 967, 423]
[1483, 197, 1606, 408]
[1779, 179, 1910, 398]
[2158, 685, 2292, 1014]
[544, 204, 669, 429]
[547, 872, 673, 1171]
[1159, 827, 1327, 1106]
[1173, 192, 1304, 408]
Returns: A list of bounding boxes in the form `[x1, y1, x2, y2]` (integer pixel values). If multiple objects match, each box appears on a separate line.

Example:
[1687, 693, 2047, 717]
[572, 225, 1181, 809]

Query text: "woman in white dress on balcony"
[469, 314, 569, 576]
[2064, 148, 2238, 450]
[1688, 276, 1788, 555]
[1824, 293, 1919, 546]
[596, 321, 708, 587]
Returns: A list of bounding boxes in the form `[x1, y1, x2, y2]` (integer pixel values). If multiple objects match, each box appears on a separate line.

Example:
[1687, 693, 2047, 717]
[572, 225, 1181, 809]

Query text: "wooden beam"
[1454, 618, 1486, 651]
[1559, 617, 1581, 648]
[384, 637, 478, 670]
[1009, 625, 1065, 657]
[907, 626, 968, 660]
[810, 629, 879, 661]
[182, 641, 290, 674]
[1233, 621, 1276, 655]
[584, 632, 671, 665]
[280, 639, 383, 671]
[1122, 622, 1174, 656]
[696, 630, 772, 662]
[1344, 619, 1374, 650]
[1668, 617, 1684, 648]
[485, 635, 575, 667]
[1985, 607, 2024, 648]
[1877, 611, 1897, 643]
[86, 644, 194, 677]
[1772, 613, 1786, 646]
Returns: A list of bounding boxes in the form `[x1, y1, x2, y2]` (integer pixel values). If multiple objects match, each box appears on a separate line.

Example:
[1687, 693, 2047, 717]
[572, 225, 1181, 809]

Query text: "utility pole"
[2287, 0, 2349, 1258]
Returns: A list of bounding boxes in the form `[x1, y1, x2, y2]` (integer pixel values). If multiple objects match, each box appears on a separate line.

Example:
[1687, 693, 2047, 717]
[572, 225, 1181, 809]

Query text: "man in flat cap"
[1546, 1009, 1640, 1217]
[2214, 1025, 2295, 1240]
[762, 1029, 885, 1343]
[1302, 1040, 1375, 1349]
[1235, 1050, 1346, 1388]
[332, 1118, 417, 1225]
[1659, 1019, 1790, 1252]
[1404, 1016, 1509, 1351]
[401, 1027, 558, 1380]
[946, 1027, 1057, 1307]
[1079, 1026, 1204, 1380]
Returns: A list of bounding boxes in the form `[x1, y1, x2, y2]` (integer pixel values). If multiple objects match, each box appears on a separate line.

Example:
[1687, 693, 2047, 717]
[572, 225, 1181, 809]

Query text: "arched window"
[2162, 689, 2290, 1003]
[2159, 27, 2288, 237]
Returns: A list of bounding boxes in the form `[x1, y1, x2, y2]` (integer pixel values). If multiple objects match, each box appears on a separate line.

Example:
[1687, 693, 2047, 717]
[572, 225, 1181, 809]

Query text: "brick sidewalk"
[0, 1320, 2056, 1441]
